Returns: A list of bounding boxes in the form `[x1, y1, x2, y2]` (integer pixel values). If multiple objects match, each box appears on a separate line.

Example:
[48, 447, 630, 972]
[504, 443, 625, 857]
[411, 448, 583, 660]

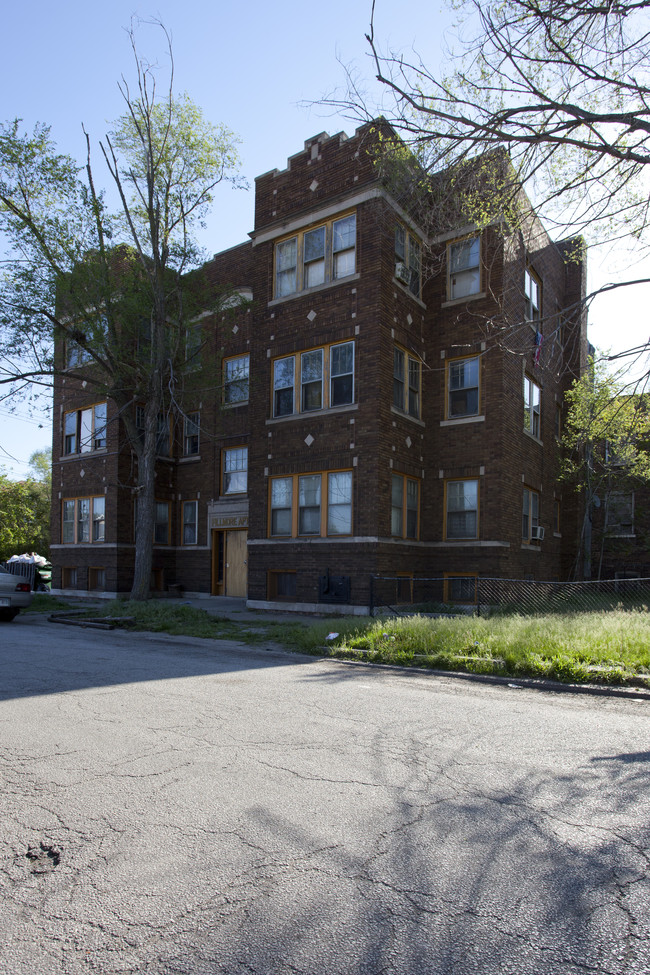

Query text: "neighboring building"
[50, 123, 590, 611]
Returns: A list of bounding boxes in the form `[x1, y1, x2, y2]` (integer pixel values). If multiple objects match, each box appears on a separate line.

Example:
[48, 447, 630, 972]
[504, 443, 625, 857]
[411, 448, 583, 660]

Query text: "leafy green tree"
[562, 359, 650, 578]
[0, 25, 241, 599]
[0, 474, 50, 561]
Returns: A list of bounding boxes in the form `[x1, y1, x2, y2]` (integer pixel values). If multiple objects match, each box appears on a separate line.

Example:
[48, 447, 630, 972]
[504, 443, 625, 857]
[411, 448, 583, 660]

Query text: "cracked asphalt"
[1, 614, 649, 974]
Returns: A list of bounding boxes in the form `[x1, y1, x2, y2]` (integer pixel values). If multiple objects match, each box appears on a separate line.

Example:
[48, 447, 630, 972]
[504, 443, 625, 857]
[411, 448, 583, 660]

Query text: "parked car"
[0, 566, 33, 621]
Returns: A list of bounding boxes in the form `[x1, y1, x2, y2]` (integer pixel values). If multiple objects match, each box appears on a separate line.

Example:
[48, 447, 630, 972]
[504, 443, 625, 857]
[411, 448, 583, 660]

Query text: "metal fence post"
[477, 578, 481, 618]
[369, 575, 374, 617]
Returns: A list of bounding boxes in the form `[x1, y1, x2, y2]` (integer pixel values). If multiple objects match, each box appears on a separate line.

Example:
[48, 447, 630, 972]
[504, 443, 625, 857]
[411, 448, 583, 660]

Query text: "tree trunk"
[130, 398, 159, 600]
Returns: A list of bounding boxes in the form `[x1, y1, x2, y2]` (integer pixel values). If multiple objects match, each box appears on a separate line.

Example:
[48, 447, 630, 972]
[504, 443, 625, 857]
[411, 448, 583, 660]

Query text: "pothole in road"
[26, 842, 62, 874]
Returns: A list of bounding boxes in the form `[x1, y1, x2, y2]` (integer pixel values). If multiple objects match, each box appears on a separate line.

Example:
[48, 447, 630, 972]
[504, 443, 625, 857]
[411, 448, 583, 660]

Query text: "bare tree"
[331, 0, 650, 368]
[0, 24, 241, 599]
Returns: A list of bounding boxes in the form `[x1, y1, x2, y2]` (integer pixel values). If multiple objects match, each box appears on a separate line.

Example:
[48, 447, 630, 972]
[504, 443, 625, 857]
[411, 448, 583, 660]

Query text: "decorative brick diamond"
[232, 324, 239, 334]
[407, 313, 413, 325]
[406, 436, 412, 448]
[310, 180, 319, 192]
[304, 434, 315, 447]
[307, 310, 317, 322]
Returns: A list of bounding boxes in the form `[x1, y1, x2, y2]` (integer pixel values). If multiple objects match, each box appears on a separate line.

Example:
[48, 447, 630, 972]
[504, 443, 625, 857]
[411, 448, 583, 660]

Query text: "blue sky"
[1, 0, 647, 476]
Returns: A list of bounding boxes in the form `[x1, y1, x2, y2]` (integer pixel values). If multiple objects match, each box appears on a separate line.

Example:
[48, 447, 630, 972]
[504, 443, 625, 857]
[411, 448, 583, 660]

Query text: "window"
[88, 567, 106, 591]
[393, 347, 421, 419]
[62, 567, 78, 588]
[272, 342, 354, 418]
[61, 496, 105, 544]
[268, 571, 297, 601]
[391, 474, 419, 539]
[269, 470, 353, 538]
[274, 213, 356, 298]
[448, 236, 480, 299]
[183, 413, 200, 456]
[182, 500, 198, 545]
[185, 322, 202, 370]
[525, 268, 541, 323]
[65, 341, 92, 370]
[224, 354, 249, 405]
[63, 403, 107, 455]
[394, 225, 422, 297]
[448, 357, 479, 418]
[222, 447, 248, 495]
[445, 574, 478, 603]
[606, 492, 634, 536]
[135, 406, 171, 456]
[154, 502, 170, 545]
[522, 487, 540, 542]
[446, 479, 479, 540]
[524, 376, 541, 438]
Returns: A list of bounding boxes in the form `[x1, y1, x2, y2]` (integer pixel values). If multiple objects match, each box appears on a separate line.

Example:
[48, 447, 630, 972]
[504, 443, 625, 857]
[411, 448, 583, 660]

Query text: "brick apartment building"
[50, 123, 590, 611]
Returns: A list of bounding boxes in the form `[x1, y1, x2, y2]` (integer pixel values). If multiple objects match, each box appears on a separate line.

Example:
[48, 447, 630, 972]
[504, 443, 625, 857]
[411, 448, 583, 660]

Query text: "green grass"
[81, 599, 270, 642]
[25, 593, 75, 614]
[301, 611, 650, 686]
[54, 599, 650, 687]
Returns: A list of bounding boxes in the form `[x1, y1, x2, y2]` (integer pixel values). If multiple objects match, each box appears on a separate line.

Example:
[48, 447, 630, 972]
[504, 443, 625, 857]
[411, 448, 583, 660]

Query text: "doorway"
[212, 529, 248, 597]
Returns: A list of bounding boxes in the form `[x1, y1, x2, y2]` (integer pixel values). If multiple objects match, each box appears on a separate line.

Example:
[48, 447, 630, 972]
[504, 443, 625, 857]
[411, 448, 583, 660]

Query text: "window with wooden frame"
[183, 412, 200, 456]
[268, 470, 353, 538]
[222, 446, 248, 495]
[133, 499, 171, 545]
[606, 491, 635, 536]
[185, 322, 202, 371]
[272, 341, 354, 418]
[61, 496, 105, 544]
[447, 356, 480, 419]
[274, 212, 356, 298]
[267, 571, 297, 601]
[445, 479, 479, 540]
[182, 500, 198, 545]
[448, 236, 480, 300]
[223, 354, 249, 405]
[523, 375, 541, 438]
[394, 224, 422, 297]
[135, 406, 171, 456]
[65, 341, 92, 370]
[522, 487, 540, 543]
[524, 267, 541, 323]
[88, 567, 106, 591]
[63, 403, 107, 455]
[391, 474, 420, 539]
[444, 574, 478, 603]
[393, 347, 421, 419]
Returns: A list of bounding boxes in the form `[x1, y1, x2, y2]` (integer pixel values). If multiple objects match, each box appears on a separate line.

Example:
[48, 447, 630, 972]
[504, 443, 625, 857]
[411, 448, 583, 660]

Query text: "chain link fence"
[369, 574, 650, 617]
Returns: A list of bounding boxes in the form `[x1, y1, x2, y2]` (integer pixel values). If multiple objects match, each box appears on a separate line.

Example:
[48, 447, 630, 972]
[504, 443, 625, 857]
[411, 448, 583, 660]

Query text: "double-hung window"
[525, 268, 541, 323]
[391, 474, 419, 539]
[222, 447, 248, 495]
[522, 488, 540, 542]
[184, 413, 200, 456]
[273, 341, 354, 417]
[182, 500, 198, 545]
[62, 496, 105, 544]
[448, 357, 479, 418]
[606, 492, 634, 536]
[63, 403, 107, 455]
[524, 376, 541, 438]
[448, 236, 480, 299]
[394, 225, 422, 297]
[393, 347, 421, 419]
[269, 471, 352, 537]
[135, 407, 171, 456]
[446, 479, 479, 540]
[223, 354, 249, 405]
[274, 213, 356, 298]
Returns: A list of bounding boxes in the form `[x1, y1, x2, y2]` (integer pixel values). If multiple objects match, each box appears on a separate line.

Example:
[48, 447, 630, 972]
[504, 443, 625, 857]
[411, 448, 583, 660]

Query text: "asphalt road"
[1, 614, 649, 974]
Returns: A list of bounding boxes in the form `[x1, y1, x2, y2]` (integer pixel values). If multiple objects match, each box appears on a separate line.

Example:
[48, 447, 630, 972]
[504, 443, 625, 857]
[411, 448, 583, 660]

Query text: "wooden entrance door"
[225, 530, 248, 597]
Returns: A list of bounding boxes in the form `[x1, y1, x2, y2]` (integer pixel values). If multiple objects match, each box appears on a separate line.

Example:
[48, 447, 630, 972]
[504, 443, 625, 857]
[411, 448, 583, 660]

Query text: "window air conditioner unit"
[531, 526, 545, 541]
[395, 262, 410, 284]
